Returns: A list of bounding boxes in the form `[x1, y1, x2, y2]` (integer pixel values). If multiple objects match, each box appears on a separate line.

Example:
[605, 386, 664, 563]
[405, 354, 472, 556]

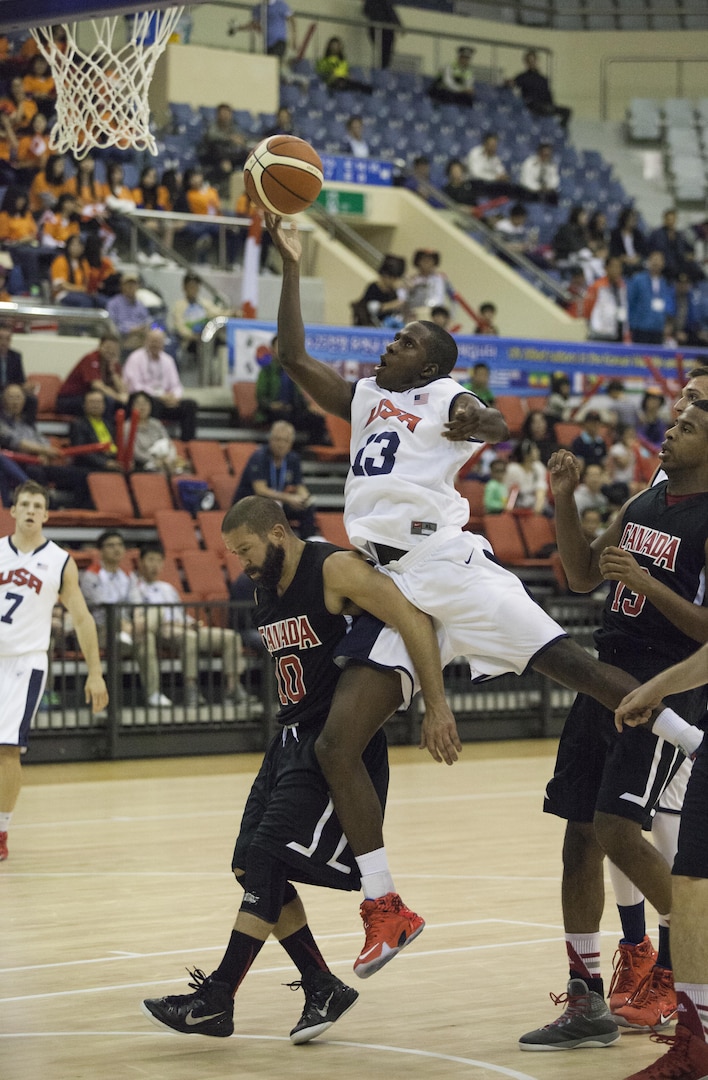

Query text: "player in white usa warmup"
[267, 213, 706, 980]
[0, 481, 108, 861]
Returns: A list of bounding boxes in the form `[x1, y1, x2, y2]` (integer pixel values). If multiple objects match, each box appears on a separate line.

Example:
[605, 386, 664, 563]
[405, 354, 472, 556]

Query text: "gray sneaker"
[519, 978, 621, 1051]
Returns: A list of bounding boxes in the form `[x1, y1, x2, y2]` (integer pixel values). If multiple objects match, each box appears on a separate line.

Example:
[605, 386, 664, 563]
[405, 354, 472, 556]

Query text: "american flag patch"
[413, 393, 429, 404]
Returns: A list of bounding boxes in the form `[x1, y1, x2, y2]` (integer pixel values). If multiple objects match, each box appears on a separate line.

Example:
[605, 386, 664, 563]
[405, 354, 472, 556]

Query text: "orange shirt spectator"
[84, 234, 116, 295]
[66, 161, 109, 221]
[0, 77, 38, 134]
[23, 56, 56, 108]
[0, 207, 38, 245]
[133, 183, 171, 212]
[186, 184, 221, 216]
[29, 155, 70, 214]
[50, 238, 92, 301]
[39, 194, 81, 249]
[15, 114, 51, 172]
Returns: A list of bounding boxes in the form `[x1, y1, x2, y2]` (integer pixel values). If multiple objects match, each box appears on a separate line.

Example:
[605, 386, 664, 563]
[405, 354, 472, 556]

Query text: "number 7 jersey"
[344, 376, 481, 553]
[0, 537, 68, 655]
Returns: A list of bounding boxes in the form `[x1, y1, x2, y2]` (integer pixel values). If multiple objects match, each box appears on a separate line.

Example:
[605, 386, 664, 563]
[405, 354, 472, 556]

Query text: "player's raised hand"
[419, 702, 462, 765]
[264, 212, 302, 263]
[548, 449, 581, 497]
[85, 672, 108, 714]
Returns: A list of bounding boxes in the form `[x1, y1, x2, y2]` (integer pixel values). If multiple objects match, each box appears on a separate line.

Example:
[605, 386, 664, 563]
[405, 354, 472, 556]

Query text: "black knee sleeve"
[238, 845, 289, 924]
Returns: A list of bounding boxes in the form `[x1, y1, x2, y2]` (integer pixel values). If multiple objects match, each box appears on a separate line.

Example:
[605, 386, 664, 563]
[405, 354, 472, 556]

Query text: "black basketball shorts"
[232, 718, 389, 891]
[673, 739, 708, 879]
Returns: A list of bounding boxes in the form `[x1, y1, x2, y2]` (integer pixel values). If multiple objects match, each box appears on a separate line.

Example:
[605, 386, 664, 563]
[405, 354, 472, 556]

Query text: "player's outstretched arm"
[266, 213, 354, 420]
[443, 394, 509, 443]
[59, 559, 108, 714]
[325, 552, 462, 764]
[616, 643, 708, 730]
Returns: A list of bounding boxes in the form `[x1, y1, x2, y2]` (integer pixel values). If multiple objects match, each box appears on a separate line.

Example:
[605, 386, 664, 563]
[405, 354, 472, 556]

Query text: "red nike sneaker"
[353, 892, 425, 978]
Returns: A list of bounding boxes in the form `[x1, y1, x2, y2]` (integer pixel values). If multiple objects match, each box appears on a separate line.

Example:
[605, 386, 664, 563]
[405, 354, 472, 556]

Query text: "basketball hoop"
[30, 8, 184, 159]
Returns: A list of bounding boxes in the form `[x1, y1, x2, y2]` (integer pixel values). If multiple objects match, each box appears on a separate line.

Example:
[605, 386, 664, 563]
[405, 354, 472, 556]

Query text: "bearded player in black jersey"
[520, 401, 708, 1055]
[142, 495, 453, 1045]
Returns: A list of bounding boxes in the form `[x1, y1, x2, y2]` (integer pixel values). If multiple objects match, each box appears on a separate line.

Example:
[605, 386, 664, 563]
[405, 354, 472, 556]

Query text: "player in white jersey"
[0, 481, 108, 861]
[267, 213, 706, 977]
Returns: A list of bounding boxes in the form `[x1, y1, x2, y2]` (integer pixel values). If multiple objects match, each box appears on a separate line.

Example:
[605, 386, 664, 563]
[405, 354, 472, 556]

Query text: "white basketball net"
[30, 8, 184, 159]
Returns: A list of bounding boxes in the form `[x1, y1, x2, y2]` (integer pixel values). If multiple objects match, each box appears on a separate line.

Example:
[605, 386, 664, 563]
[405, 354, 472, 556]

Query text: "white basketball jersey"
[345, 376, 480, 552]
[0, 537, 68, 655]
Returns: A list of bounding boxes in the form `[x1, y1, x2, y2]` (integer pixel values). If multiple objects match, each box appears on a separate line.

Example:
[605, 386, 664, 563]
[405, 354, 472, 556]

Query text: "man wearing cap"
[106, 272, 151, 355]
[428, 45, 476, 106]
[520, 141, 560, 205]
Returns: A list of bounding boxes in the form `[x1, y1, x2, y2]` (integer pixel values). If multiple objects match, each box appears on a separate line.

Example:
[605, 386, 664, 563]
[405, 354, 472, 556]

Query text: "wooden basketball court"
[2, 742, 667, 1080]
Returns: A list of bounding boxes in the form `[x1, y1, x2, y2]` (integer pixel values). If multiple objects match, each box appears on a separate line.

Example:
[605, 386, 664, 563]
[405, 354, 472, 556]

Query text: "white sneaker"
[119, 631, 133, 647]
[148, 692, 172, 707]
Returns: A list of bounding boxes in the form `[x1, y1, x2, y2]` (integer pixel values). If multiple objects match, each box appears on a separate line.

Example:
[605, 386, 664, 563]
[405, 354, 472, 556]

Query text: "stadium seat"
[129, 472, 174, 518]
[33, 374, 62, 417]
[553, 422, 583, 447]
[180, 549, 229, 601]
[232, 381, 258, 425]
[495, 396, 528, 438]
[310, 414, 352, 462]
[187, 440, 229, 481]
[87, 473, 135, 521]
[225, 441, 259, 478]
[210, 472, 237, 510]
[455, 478, 486, 532]
[154, 509, 200, 555]
[517, 513, 556, 557]
[483, 513, 555, 569]
[315, 512, 351, 547]
[197, 510, 228, 557]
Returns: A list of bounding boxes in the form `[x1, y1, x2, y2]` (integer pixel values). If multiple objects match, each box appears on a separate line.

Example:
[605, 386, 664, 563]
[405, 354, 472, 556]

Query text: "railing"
[28, 592, 605, 763]
[600, 55, 708, 122]
[0, 300, 111, 331]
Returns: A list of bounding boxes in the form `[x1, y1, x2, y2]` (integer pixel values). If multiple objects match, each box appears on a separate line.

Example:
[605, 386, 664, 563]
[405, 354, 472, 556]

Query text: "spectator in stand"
[39, 192, 81, 249]
[587, 210, 610, 251]
[520, 409, 559, 466]
[627, 249, 676, 345]
[636, 388, 669, 453]
[316, 37, 372, 94]
[551, 205, 590, 266]
[66, 154, 108, 224]
[0, 186, 42, 293]
[128, 542, 247, 708]
[0, 383, 91, 508]
[22, 54, 56, 116]
[170, 271, 226, 363]
[467, 132, 517, 200]
[519, 141, 560, 204]
[464, 361, 495, 405]
[403, 155, 445, 208]
[648, 207, 703, 282]
[561, 266, 588, 317]
[363, 0, 401, 70]
[607, 424, 644, 496]
[0, 111, 15, 180]
[232, 0, 296, 62]
[232, 420, 318, 540]
[127, 391, 187, 474]
[50, 234, 105, 310]
[572, 461, 609, 518]
[131, 163, 173, 262]
[602, 378, 639, 430]
[570, 410, 607, 468]
[83, 233, 118, 299]
[428, 45, 476, 107]
[442, 158, 475, 205]
[507, 49, 571, 131]
[69, 389, 120, 471]
[28, 153, 69, 214]
[505, 438, 549, 514]
[546, 372, 573, 423]
[0, 322, 39, 423]
[106, 271, 151, 354]
[105, 161, 136, 258]
[0, 255, 14, 300]
[579, 505, 604, 542]
[609, 205, 646, 278]
[582, 254, 628, 342]
[254, 334, 328, 446]
[261, 106, 296, 139]
[430, 304, 452, 329]
[177, 166, 234, 265]
[0, 75, 38, 136]
[160, 167, 183, 213]
[341, 115, 370, 158]
[197, 103, 249, 201]
[57, 332, 128, 419]
[475, 302, 499, 335]
[123, 327, 198, 442]
[494, 202, 550, 269]
[14, 112, 51, 177]
[483, 457, 508, 513]
[673, 271, 708, 346]
[352, 254, 408, 328]
[405, 248, 451, 317]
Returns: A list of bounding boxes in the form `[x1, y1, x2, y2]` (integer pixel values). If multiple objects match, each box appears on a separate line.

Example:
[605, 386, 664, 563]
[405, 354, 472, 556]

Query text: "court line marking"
[0, 1031, 541, 1079]
[0, 933, 626, 1003]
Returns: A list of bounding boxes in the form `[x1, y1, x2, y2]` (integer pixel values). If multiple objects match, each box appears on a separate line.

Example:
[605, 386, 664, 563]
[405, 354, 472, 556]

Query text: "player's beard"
[258, 541, 286, 591]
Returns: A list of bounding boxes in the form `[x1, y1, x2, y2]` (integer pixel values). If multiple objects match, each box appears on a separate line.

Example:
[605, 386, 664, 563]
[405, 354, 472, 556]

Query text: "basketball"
[244, 135, 324, 216]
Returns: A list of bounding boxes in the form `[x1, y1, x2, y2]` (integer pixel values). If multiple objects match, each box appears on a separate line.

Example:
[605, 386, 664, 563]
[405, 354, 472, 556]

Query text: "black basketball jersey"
[254, 541, 351, 727]
[597, 481, 708, 664]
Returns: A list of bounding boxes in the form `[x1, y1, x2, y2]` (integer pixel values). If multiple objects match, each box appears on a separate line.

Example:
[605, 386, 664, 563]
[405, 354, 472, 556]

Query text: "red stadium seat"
[129, 472, 174, 518]
[154, 509, 200, 555]
[187, 440, 229, 482]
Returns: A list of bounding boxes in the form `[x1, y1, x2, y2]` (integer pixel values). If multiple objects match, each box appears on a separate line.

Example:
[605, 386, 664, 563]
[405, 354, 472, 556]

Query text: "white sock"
[355, 847, 395, 899]
[565, 932, 602, 982]
[652, 708, 704, 758]
[608, 860, 644, 906]
[0, 811, 12, 832]
[676, 982, 708, 1041]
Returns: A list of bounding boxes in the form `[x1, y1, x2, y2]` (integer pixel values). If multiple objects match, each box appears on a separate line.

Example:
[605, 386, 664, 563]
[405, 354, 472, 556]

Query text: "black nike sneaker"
[141, 968, 234, 1037]
[287, 968, 359, 1045]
